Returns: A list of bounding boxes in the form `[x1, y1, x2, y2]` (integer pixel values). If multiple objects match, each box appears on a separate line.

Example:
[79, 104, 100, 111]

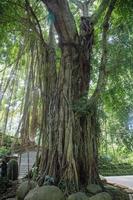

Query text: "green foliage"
[96, 0, 133, 165]
[32, 167, 37, 180]
[72, 95, 89, 115]
[0, 146, 10, 158]
[2, 134, 12, 148]
[99, 155, 133, 176]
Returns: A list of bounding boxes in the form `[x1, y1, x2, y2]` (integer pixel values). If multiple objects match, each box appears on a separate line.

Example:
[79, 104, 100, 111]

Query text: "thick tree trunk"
[39, 0, 116, 191]
[39, 17, 99, 189]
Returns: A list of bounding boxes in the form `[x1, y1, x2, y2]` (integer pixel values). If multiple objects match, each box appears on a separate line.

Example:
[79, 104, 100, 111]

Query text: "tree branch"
[91, 0, 110, 25]
[25, 0, 48, 48]
[89, 0, 117, 105]
[41, 0, 78, 44]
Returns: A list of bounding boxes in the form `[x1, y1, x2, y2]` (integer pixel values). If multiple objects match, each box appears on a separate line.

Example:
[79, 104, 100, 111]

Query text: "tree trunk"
[39, 17, 99, 190]
[39, 0, 116, 191]
[30, 88, 39, 143]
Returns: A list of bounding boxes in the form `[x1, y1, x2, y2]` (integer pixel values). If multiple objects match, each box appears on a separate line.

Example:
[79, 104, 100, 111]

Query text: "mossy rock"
[89, 192, 112, 200]
[67, 192, 88, 200]
[104, 185, 129, 200]
[16, 180, 37, 200]
[24, 187, 38, 200]
[87, 184, 102, 194]
[24, 185, 65, 200]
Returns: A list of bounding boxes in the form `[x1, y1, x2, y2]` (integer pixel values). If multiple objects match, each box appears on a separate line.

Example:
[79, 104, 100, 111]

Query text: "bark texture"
[38, 0, 117, 191]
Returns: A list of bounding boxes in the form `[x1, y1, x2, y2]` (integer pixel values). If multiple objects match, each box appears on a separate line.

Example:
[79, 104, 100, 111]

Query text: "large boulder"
[87, 184, 102, 194]
[24, 187, 38, 200]
[16, 180, 37, 200]
[67, 192, 88, 200]
[88, 192, 112, 200]
[24, 185, 65, 200]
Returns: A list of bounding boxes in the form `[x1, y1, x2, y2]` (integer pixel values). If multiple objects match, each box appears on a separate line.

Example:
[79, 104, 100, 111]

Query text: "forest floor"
[0, 179, 18, 200]
[0, 177, 133, 200]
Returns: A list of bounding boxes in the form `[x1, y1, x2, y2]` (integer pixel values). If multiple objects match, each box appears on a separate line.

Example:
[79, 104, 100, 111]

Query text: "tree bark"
[39, 0, 117, 190]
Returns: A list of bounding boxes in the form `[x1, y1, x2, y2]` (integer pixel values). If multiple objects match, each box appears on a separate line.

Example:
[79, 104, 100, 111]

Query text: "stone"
[104, 184, 129, 200]
[24, 187, 38, 200]
[16, 180, 37, 200]
[89, 192, 112, 200]
[86, 184, 102, 194]
[124, 188, 133, 194]
[67, 192, 88, 200]
[24, 185, 65, 200]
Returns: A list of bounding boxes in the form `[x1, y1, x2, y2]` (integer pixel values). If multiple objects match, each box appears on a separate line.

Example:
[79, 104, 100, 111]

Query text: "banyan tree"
[37, 0, 117, 189]
[0, 0, 118, 191]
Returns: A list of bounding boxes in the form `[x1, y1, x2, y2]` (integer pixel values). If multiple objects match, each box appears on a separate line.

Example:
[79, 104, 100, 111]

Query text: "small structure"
[18, 150, 37, 178]
[9, 142, 40, 178]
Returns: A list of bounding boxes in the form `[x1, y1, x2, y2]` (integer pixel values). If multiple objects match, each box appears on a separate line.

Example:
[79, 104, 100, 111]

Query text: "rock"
[87, 184, 102, 194]
[16, 180, 36, 200]
[89, 192, 112, 200]
[24, 187, 38, 200]
[104, 184, 129, 200]
[124, 188, 133, 194]
[24, 185, 65, 200]
[67, 192, 88, 200]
